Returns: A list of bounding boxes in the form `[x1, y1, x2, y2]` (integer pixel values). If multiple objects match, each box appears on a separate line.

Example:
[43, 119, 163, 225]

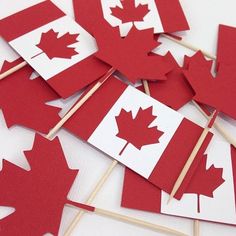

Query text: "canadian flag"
[64, 77, 212, 196]
[74, 0, 189, 37]
[0, 1, 109, 98]
[122, 141, 236, 226]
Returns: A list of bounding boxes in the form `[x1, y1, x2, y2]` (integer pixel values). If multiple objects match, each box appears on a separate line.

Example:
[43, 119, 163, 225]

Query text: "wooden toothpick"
[168, 110, 219, 203]
[0, 61, 27, 80]
[66, 200, 188, 236]
[64, 160, 118, 236]
[46, 67, 116, 140]
[192, 100, 236, 148]
[194, 220, 200, 236]
[161, 34, 216, 60]
[142, 80, 151, 96]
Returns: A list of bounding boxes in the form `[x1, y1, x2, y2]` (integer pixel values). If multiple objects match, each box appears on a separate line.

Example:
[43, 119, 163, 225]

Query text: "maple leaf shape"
[138, 52, 194, 110]
[115, 106, 163, 155]
[95, 26, 172, 83]
[0, 59, 61, 134]
[185, 155, 225, 213]
[33, 29, 79, 60]
[111, 0, 150, 24]
[0, 135, 78, 235]
[184, 51, 236, 120]
[0, 110, 34, 170]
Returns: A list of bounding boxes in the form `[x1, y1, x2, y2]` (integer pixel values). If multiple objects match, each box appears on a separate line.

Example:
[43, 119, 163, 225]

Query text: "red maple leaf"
[115, 106, 164, 155]
[95, 26, 173, 83]
[32, 29, 79, 60]
[0, 135, 78, 236]
[183, 51, 236, 120]
[138, 52, 194, 110]
[0, 59, 61, 134]
[185, 155, 225, 213]
[111, 0, 150, 24]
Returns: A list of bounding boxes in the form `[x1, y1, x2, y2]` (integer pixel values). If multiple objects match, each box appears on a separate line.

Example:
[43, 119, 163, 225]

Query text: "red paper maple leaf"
[183, 51, 236, 120]
[32, 29, 79, 60]
[111, 0, 150, 24]
[0, 59, 60, 134]
[115, 106, 164, 155]
[138, 52, 194, 110]
[0, 135, 78, 236]
[185, 155, 225, 213]
[95, 26, 172, 83]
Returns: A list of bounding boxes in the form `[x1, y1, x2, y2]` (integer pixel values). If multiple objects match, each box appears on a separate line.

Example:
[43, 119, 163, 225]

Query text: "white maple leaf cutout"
[0, 110, 35, 170]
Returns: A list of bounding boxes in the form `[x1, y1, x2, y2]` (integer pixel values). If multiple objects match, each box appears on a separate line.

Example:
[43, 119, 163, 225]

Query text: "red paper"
[0, 134, 78, 235]
[138, 52, 194, 110]
[0, 59, 60, 134]
[95, 26, 172, 83]
[184, 51, 236, 120]
[217, 24, 236, 68]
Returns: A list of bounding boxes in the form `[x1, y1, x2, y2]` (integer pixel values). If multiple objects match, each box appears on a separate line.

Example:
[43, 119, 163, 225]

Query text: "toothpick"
[168, 110, 219, 203]
[66, 200, 188, 236]
[161, 34, 216, 60]
[192, 100, 236, 148]
[95, 208, 187, 236]
[64, 160, 118, 236]
[194, 220, 200, 236]
[46, 67, 116, 140]
[0, 61, 27, 80]
[142, 80, 151, 96]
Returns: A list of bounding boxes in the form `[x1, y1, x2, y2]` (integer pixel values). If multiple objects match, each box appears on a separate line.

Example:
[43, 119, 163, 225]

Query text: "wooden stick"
[161, 34, 216, 61]
[64, 160, 118, 236]
[0, 61, 28, 80]
[94, 208, 188, 236]
[46, 67, 116, 140]
[142, 80, 151, 96]
[168, 110, 219, 203]
[192, 100, 236, 148]
[194, 220, 200, 236]
[66, 201, 188, 236]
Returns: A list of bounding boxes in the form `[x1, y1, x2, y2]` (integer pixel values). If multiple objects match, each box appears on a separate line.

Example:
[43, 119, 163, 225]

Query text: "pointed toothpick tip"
[167, 196, 173, 205]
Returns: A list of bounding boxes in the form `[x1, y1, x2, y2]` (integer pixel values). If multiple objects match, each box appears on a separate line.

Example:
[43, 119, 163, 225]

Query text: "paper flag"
[137, 52, 194, 110]
[64, 77, 213, 197]
[184, 51, 236, 120]
[0, 59, 61, 134]
[0, 1, 110, 98]
[73, 0, 189, 36]
[122, 140, 236, 226]
[0, 134, 78, 235]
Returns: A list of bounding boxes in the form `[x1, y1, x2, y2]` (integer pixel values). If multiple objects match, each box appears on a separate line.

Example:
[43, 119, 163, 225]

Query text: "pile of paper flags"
[0, 0, 236, 235]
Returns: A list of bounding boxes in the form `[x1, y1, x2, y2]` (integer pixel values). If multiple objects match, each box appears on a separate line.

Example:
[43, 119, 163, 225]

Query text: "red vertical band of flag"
[155, 0, 189, 33]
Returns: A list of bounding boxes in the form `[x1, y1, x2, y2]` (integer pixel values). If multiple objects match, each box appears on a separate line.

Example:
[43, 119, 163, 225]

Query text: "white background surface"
[1, 1, 236, 236]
